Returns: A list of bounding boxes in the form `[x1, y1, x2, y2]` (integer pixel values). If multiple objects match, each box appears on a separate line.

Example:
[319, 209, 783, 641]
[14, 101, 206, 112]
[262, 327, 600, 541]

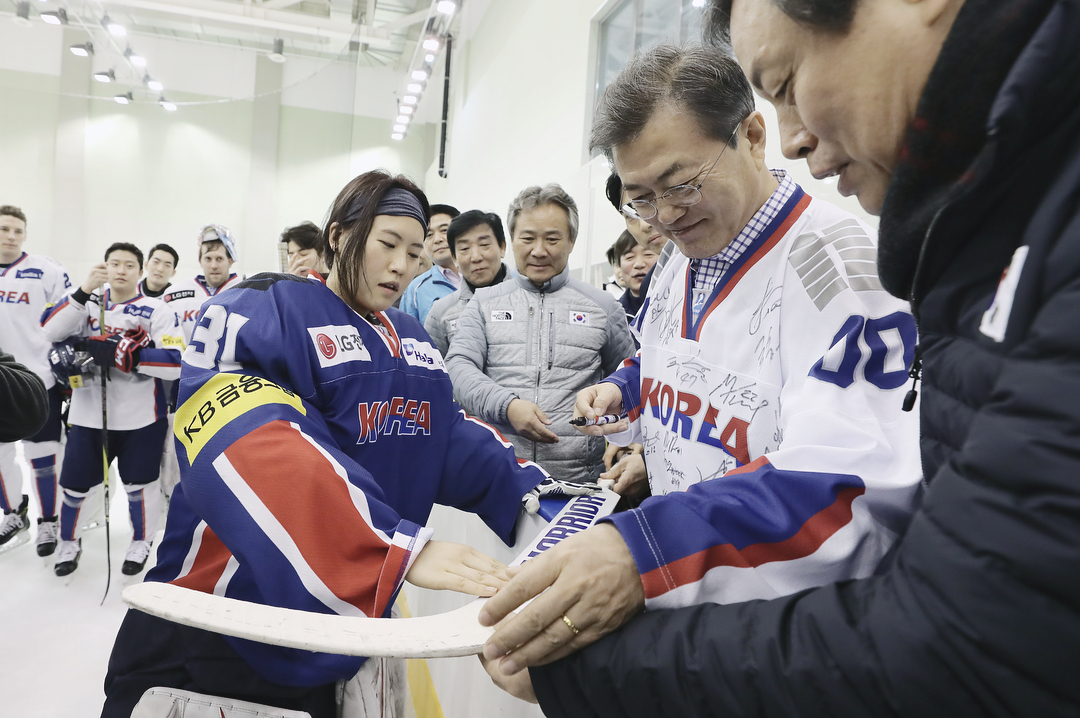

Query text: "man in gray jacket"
[446, 184, 635, 483]
[425, 210, 512, 358]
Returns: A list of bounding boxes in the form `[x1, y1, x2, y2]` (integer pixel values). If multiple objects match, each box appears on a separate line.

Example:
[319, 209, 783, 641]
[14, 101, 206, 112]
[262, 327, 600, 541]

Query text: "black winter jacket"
[531, 0, 1080, 715]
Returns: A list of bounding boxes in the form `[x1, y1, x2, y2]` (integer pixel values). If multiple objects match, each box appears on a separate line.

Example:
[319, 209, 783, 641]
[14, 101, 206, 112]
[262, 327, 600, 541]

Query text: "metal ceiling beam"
[258, 0, 310, 9]
[101, 0, 395, 46]
[377, 8, 427, 31]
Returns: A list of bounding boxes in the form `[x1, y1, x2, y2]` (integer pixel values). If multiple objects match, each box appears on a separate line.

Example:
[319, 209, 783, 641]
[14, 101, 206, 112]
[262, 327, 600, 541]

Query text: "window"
[596, 0, 706, 101]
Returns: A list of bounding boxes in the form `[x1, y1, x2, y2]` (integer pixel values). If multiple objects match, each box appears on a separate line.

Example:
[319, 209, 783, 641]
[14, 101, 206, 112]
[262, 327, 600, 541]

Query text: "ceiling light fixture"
[69, 42, 94, 57]
[41, 8, 68, 25]
[102, 15, 126, 36]
[399, 105, 414, 114]
[411, 69, 428, 81]
[12, 2, 32, 27]
[393, 124, 407, 133]
[436, 1, 456, 14]
[124, 48, 146, 67]
[391, 133, 404, 140]
[396, 115, 410, 124]
[113, 92, 133, 105]
[425, 53, 436, 63]
[422, 37, 440, 52]
[159, 97, 177, 112]
[407, 83, 422, 93]
[268, 38, 286, 63]
[144, 75, 163, 92]
[93, 69, 116, 83]
[402, 95, 418, 105]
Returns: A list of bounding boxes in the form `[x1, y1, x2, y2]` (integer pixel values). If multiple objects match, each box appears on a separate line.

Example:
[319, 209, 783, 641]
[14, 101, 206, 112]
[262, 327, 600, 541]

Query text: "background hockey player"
[0, 205, 71, 556]
[280, 220, 324, 278]
[477, 44, 922, 683]
[162, 225, 243, 345]
[138, 244, 178, 299]
[41, 242, 183, 577]
[101, 171, 593, 718]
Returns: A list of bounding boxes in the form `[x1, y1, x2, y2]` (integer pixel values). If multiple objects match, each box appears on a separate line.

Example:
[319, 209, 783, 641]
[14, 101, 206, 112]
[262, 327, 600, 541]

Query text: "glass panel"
[636, 0, 680, 51]
[597, 0, 634, 100]
[680, 0, 705, 44]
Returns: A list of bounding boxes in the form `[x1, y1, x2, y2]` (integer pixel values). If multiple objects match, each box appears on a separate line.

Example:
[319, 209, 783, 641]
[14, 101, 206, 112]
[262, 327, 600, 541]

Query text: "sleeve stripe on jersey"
[170, 522, 235, 594]
[639, 485, 865, 599]
[212, 441, 370, 617]
[40, 297, 70, 326]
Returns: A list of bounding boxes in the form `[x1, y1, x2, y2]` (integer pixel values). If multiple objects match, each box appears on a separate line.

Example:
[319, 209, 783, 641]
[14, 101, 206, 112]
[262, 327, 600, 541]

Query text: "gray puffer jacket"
[445, 266, 635, 483]
[424, 264, 512, 357]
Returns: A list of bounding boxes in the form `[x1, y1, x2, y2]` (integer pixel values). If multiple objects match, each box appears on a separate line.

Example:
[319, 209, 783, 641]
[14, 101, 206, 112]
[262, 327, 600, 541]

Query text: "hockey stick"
[100, 292, 112, 605]
[122, 490, 620, 658]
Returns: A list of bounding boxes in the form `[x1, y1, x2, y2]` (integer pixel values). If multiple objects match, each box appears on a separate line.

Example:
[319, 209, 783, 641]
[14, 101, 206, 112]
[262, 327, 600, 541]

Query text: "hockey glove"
[84, 333, 121, 369]
[522, 477, 602, 515]
[114, 327, 151, 373]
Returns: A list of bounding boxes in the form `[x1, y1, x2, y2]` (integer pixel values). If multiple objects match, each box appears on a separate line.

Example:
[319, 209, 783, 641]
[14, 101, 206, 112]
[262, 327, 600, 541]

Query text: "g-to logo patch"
[123, 304, 156, 319]
[448, 319, 459, 332]
[306, 325, 372, 368]
[401, 338, 446, 372]
[491, 310, 514, 322]
[15, 268, 43, 280]
[569, 311, 590, 325]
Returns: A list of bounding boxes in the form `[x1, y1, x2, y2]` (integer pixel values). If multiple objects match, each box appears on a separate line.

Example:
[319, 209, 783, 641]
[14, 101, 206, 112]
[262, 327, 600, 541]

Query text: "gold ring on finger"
[561, 614, 580, 636]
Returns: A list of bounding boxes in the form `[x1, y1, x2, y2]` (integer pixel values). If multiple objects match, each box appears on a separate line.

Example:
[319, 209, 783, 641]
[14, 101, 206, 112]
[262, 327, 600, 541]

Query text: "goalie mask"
[48, 341, 95, 389]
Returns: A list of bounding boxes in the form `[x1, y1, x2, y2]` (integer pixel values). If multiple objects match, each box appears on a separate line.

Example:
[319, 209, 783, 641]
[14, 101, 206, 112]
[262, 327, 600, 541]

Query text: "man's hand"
[600, 451, 650, 499]
[573, 383, 627, 436]
[404, 540, 512, 597]
[287, 248, 318, 278]
[80, 263, 109, 295]
[480, 651, 537, 703]
[507, 399, 559, 443]
[478, 523, 644, 675]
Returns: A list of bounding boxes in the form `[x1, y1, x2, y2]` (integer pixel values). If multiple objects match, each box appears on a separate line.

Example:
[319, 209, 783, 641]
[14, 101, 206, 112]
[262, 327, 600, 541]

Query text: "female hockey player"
[101, 171, 567, 718]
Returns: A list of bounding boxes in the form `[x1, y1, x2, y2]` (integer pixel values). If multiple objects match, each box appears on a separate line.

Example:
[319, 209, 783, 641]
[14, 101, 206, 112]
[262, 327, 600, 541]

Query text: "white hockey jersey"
[0, 253, 71, 389]
[41, 285, 184, 430]
[163, 274, 243, 344]
[602, 185, 922, 608]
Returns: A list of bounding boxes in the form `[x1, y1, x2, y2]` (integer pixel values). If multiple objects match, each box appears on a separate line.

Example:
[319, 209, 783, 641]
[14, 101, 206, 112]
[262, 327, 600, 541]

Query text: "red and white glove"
[114, 327, 151, 373]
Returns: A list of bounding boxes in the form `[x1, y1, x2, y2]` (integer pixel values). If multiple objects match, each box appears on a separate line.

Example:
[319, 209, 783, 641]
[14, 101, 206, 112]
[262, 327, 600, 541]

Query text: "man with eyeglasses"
[477, 44, 924, 701]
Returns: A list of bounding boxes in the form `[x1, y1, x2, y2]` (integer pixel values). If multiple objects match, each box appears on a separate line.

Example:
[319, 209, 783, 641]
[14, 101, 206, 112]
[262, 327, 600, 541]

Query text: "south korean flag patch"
[569, 311, 590, 326]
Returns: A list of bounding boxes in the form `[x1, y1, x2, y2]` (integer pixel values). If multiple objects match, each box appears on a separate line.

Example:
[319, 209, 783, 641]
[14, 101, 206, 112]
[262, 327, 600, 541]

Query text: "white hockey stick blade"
[122, 582, 495, 658]
[123, 490, 620, 658]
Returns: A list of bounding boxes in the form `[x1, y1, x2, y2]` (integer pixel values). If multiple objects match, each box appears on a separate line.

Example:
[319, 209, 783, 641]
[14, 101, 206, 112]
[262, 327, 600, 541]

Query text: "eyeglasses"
[621, 123, 742, 221]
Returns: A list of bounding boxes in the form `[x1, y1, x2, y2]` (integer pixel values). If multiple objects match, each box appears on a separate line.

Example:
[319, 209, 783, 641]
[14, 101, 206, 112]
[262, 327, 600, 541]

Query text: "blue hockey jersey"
[146, 272, 549, 686]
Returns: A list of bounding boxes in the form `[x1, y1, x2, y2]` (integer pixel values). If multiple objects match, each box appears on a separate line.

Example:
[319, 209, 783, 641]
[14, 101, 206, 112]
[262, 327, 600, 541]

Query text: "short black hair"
[280, 221, 321, 252]
[703, 0, 857, 49]
[606, 231, 639, 267]
[429, 204, 460, 220]
[447, 210, 506, 255]
[605, 172, 624, 213]
[147, 243, 179, 268]
[0, 205, 26, 224]
[105, 242, 144, 270]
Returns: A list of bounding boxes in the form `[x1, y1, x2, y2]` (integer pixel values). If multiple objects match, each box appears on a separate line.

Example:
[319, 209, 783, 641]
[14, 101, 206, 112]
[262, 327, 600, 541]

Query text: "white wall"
[0, 21, 431, 284]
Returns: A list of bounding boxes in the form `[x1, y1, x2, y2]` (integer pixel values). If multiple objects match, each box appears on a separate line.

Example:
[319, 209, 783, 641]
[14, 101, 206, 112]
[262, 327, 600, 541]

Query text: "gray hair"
[507, 184, 580, 242]
[589, 44, 756, 161]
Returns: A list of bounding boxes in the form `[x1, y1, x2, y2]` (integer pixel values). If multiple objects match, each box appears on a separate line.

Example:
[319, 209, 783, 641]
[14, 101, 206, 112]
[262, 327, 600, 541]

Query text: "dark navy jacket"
[531, 0, 1080, 715]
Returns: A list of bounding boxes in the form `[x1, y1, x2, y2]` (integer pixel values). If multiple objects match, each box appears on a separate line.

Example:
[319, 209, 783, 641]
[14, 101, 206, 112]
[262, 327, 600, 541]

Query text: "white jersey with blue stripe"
[0, 253, 70, 389]
[41, 285, 184, 430]
[601, 186, 922, 608]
